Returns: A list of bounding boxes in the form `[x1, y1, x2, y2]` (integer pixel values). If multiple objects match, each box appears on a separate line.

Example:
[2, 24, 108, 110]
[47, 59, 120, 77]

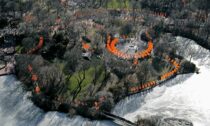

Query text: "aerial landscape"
[0, 0, 210, 126]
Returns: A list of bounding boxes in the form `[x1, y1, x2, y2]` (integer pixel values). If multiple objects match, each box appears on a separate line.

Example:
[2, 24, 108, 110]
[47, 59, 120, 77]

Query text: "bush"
[181, 61, 196, 74]
[120, 24, 133, 35]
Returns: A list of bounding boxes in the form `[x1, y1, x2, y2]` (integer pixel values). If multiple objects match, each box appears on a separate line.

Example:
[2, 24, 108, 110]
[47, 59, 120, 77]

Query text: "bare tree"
[71, 69, 86, 100]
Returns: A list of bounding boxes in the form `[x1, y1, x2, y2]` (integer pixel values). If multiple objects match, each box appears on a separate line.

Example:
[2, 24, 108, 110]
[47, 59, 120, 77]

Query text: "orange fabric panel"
[31, 74, 38, 81]
[28, 65, 33, 72]
[82, 42, 90, 50]
[35, 86, 40, 94]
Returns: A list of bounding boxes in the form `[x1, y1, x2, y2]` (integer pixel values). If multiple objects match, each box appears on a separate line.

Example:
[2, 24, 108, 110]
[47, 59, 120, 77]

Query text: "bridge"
[101, 111, 136, 126]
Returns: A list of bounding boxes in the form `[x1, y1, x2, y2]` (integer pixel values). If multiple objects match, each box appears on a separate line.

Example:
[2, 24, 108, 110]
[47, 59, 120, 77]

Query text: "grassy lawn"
[68, 65, 105, 94]
[68, 67, 94, 92]
[107, 0, 130, 9]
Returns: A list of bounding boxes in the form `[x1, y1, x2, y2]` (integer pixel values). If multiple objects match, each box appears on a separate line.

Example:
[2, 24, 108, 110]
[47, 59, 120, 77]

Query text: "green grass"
[68, 67, 94, 92]
[97, 67, 106, 83]
[15, 45, 24, 53]
[67, 65, 105, 93]
[107, 0, 130, 9]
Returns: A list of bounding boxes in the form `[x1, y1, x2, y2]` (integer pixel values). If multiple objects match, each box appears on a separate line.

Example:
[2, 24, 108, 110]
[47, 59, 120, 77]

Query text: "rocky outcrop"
[180, 60, 196, 74]
[137, 116, 193, 126]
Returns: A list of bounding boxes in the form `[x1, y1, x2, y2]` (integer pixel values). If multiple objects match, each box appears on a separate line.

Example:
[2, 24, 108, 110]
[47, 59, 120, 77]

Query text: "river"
[0, 37, 210, 126]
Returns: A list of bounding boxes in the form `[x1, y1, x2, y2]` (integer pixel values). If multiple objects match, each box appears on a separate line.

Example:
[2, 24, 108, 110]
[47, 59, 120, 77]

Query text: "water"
[0, 76, 116, 126]
[114, 37, 210, 126]
[0, 37, 210, 126]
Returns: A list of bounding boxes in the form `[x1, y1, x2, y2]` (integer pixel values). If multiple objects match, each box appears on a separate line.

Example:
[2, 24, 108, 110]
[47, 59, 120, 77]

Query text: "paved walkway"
[106, 31, 153, 60]
[106, 31, 181, 94]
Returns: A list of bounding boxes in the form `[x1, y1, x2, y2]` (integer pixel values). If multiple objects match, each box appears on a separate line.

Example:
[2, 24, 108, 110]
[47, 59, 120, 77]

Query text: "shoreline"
[0, 32, 197, 122]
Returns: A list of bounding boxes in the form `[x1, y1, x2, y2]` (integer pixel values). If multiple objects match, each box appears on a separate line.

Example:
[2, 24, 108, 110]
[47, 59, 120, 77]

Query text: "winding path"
[27, 65, 41, 94]
[24, 36, 44, 93]
[106, 31, 181, 94]
[27, 36, 44, 54]
[106, 32, 153, 60]
[129, 55, 180, 94]
[22, 33, 180, 124]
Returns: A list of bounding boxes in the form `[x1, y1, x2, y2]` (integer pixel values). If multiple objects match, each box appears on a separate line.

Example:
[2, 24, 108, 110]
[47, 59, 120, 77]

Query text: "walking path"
[27, 64, 41, 94]
[106, 31, 181, 94]
[106, 32, 153, 60]
[25, 36, 44, 93]
[27, 36, 44, 54]
[129, 55, 180, 94]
